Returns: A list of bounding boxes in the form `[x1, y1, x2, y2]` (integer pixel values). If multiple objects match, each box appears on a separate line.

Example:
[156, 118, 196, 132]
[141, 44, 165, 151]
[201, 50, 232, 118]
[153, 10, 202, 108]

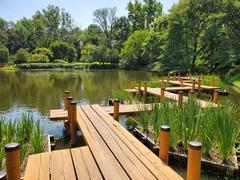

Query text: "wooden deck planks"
[71, 147, 103, 180]
[76, 107, 130, 180]
[24, 152, 50, 180]
[91, 104, 183, 179]
[51, 149, 76, 180]
[168, 80, 219, 90]
[49, 109, 67, 120]
[81, 105, 157, 180]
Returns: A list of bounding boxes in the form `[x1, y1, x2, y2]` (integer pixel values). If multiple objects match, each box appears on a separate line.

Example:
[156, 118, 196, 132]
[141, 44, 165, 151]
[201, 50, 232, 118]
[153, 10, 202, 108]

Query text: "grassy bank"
[228, 74, 240, 87]
[17, 62, 119, 70]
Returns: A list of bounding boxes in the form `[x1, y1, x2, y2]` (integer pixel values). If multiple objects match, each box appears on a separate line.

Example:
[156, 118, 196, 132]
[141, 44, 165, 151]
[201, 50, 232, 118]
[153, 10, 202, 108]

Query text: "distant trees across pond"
[0, 0, 239, 77]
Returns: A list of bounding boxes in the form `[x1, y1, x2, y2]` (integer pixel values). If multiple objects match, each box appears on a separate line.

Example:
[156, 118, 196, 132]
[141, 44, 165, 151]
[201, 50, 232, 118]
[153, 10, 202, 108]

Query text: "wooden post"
[113, 99, 120, 120]
[198, 79, 202, 92]
[178, 91, 183, 107]
[192, 79, 196, 91]
[64, 91, 70, 110]
[0, 171, 7, 180]
[167, 74, 170, 83]
[130, 80, 134, 89]
[159, 125, 170, 164]
[178, 73, 181, 81]
[189, 72, 192, 80]
[70, 101, 78, 146]
[163, 81, 167, 88]
[211, 79, 215, 87]
[187, 141, 202, 180]
[160, 88, 165, 100]
[66, 97, 73, 134]
[144, 82, 148, 102]
[174, 72, 176, 79]
[180, 78, 183, 87]
[213, 90, 219, 104]
[5, 143, 20, 180]
[138, 80, 142, 94]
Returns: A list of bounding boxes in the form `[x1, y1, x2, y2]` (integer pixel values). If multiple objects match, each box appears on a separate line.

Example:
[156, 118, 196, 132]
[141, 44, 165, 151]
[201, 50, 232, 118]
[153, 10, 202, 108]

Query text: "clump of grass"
[213, 104, 240, 161]
[0, 147, 5, 170]
[0, 113, 45, 170]
[136, 104, 150, 133]
[114, 90, 135, 104]
[30, 121, 44, 154]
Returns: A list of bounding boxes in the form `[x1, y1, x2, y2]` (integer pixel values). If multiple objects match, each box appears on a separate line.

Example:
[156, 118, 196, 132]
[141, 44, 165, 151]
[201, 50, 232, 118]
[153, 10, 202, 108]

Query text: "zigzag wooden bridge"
[24, 101, 182, 179]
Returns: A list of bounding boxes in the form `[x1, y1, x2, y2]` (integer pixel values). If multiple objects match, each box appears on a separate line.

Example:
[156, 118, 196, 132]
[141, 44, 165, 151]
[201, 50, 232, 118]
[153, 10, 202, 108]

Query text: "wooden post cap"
[67, 96, 73, 100]
[189, 141, 202, 150]
[161, 87, 165, 90]
[65, 91, 70, 94]
[179, 91, 183, 94]
[70, 101, 77, 105]
[5, 143, 19, 152]
[0, 171, 7, 180]
[114, 99, 120, 103]
[160, 125, 170, 132]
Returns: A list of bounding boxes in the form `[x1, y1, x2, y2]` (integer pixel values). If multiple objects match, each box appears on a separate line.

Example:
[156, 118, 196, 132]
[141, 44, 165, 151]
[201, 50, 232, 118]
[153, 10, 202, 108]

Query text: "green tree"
[0, 46, 9, 63]
[120, 30, 150, 69]
[14, 48, 31, 64]
[50, 41, 76, 62]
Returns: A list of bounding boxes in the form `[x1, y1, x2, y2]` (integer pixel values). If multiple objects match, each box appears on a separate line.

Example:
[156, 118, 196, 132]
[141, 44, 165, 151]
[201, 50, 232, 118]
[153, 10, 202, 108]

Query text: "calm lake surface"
[0, 70, 159, 137]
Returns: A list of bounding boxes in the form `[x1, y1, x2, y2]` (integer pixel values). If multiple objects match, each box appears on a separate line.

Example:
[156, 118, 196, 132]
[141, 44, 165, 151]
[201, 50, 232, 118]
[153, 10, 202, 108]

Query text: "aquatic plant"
[180, 97, 203, 149]
[114, 90, 135, 104]
[30, 121, 44, 154]
[136, 104, 150, 133]
[213, 104, 240, 161]
[0, 147, 4, 170]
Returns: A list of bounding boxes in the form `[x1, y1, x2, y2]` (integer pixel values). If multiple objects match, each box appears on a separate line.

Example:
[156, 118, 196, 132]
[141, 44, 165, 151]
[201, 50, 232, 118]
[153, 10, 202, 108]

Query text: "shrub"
[50, 41, 76, 62]
[31, 54, 49, 63]
[33, 47, 53, 60]
[0, 46, 9, 63]
[14, 48, 31, 64]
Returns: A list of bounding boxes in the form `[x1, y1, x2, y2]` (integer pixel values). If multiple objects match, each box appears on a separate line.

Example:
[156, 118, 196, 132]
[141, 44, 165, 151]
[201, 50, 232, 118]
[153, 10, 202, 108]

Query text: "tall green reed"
[30, 121, 44, 154]
[213, 104, 240, 161]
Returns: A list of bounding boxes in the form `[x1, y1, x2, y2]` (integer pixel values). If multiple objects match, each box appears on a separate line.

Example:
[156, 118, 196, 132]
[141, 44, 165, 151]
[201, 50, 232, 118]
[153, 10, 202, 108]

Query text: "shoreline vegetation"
[0, 113, 46, 172]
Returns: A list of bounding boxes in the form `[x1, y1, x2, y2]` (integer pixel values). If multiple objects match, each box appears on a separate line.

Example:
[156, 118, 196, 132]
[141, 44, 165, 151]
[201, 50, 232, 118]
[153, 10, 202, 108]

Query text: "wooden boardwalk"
[24, 146, 102, 180]
[124, 87, 217, 108]
[76, 104, 182, 179]
[39, 105, 183, 179]
[168, 80, 219, 91]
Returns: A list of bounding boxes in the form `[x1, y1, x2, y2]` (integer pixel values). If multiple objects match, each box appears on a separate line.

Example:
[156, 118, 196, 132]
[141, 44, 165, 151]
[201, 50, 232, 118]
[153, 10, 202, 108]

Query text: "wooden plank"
[82, 105, 157, 180]
[71, 146, 103, 180]
[91, 105, 183, 179]
[92, 105, 183, 179]
[168, 80, 219, 90]
[103, 104, 152, 115]
[49, 109, 68, 120]
[76, 107, 130, 180]
[24, 152, 50, 180]
[51, 149, 76, 180]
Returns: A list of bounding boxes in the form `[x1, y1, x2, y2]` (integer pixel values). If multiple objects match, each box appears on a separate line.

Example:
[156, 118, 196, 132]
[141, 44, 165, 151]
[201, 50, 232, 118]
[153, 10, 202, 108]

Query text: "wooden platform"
[124, 87, 217, 108]
[76, 104, 182, 179]
[168, 80, 219, 90]
[49, 104, 152, 120]
[24, 146, 103, 180]
[49, 109, 67, 120]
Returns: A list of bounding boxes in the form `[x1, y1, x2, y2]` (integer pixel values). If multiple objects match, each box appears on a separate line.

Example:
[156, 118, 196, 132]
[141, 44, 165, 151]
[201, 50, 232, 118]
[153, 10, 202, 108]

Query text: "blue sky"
[0, 0, 178, 29]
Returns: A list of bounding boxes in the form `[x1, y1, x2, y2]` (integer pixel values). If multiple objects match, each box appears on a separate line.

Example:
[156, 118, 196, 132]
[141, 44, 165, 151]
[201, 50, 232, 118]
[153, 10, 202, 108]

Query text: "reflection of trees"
[0, 70, 156, 115]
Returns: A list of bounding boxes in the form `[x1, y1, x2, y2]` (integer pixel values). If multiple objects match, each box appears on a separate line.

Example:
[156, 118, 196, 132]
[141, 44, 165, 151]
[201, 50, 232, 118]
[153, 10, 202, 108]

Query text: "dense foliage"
[0, 0, 239, 76]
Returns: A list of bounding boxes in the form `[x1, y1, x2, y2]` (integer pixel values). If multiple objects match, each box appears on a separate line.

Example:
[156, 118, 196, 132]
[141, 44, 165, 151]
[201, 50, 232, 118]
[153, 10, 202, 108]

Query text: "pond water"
[0, 70, 159, 137]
